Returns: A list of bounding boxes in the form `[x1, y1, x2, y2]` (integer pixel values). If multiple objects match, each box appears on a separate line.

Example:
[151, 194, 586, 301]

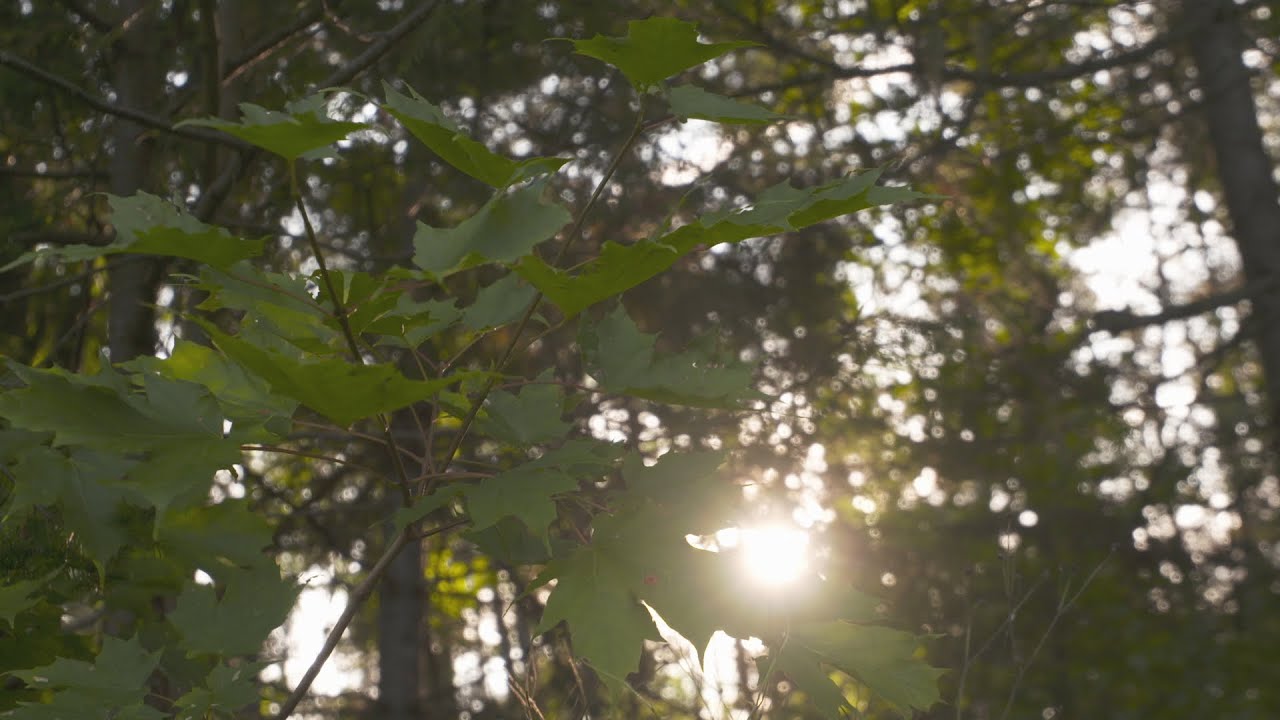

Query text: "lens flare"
[737, 526, 811, 586]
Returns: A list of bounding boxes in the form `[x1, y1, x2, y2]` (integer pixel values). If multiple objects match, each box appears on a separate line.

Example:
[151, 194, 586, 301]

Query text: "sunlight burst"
[717, 526, 811, 587]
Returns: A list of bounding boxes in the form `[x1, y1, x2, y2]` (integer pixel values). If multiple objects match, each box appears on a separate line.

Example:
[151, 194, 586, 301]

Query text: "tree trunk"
[377, 526, 424, 720]
[106, 0, 162, 362]
[1183, 0, 1280, 426]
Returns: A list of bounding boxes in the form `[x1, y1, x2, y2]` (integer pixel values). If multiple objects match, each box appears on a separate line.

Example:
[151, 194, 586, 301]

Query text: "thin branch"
[0, 51, 250, 150]
[0, 166, 107, 180]
[239, 444, 378, 472]
[309, 0, 441, 90]
[221, 8, 325, 87]
[1089, 277, 1280, 334]
[430, 105, 649, 495]
[269, 517, 466, 720]
[998, 552, 1111, 720]
[0, 260, 117, 304]
[56, 0, 113, 34]
[192, 0, 441, 223]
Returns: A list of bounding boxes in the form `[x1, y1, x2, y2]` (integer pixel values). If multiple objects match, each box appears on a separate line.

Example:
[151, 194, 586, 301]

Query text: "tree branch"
[0, 51, 250, 150]
[269, 517, 466, 720]
[56, 0, 113, 34]
[193, 0, 442, 223]
[1088, 278, 1280, 334]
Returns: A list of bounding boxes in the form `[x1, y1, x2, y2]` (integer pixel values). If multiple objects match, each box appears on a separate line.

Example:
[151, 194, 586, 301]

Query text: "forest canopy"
[2, 1, 1279, 719]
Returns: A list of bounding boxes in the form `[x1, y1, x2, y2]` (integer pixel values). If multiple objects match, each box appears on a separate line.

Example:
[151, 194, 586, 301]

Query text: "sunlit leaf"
[563, 17, 758, 90]
[581, 305, 759, 407]
[520, 170, 930, 316]
[413, 181, 570, 276]
[0, 193, 263, 272]
[668, 85, 785, 124]
[384, 83, 568, 187]
[790, 622, 945, 715]
[209, 328, 476, 427]
[170, 565, 298, 656]
[177, 94, 365, 160]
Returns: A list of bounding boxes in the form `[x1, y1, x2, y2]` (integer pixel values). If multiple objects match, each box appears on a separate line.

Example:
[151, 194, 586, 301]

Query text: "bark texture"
[1184, 0, 1280, 425]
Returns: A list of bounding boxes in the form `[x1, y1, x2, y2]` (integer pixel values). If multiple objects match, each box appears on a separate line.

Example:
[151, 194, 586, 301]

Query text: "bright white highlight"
[717, 526, 811, 586]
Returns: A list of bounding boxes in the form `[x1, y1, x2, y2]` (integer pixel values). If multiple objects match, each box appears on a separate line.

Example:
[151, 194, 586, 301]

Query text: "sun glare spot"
[730, 526, 811, 586]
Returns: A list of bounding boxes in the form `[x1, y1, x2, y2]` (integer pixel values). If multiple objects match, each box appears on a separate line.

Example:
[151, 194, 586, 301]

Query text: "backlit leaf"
[413, 181, 570, 276]
[384, 83, 568, 187]
[209, 328, 475, 427]
[520, 170, 931, 316]
[177, 94, 365, 160]
[581, 305, 759, 407]
[170, 565, 298, 656]
[668, 85, 785, 124]
[564, 17, 758, 90]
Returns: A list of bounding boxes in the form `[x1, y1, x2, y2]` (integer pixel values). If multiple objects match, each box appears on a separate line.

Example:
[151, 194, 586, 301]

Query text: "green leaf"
[519, 170, 930, 316]
[0, 363, 226, 452]
[564, 17, 758, 90]
[790, 622, 944, 715]
[384, 83, 568, 187]
[463, 440, 620, 543]
[173, 662, 265, 718]
[0, 193, 264, 273]
[767, 647, 856, 719]
[534, 546, 657, 685]
[209, 328, 475, 427]
[170, 565, 298, 656]
[413, 181, 571, 276]
[177, 94, 365, 160]
[479, 372, 570, 446]
[6, 447, 134, 567]
[377, 294, 462, 348]
[0, 577, 44, 624]
[464, 516, 550, 565]
[667, 85, 785, 124]
[125, 340, 298, 432]
[113, 436, 241, 516]
[392, 490, 462, 536]
[460, 273, 537, 331]
[11, 636, 161, 708]
[581, 306, 759, 407]
[158, 500, 275, 576]
[462, 466, 578, 542]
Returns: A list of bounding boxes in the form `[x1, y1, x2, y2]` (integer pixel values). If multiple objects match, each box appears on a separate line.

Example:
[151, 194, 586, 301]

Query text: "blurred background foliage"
[3, 0, 1279, 718]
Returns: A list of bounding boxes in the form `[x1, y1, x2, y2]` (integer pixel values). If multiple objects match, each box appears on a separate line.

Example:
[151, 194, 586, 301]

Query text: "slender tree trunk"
[107, 0, 162, 362]
[377, 527, 424, 720]
[1183, 0, 1280, 426]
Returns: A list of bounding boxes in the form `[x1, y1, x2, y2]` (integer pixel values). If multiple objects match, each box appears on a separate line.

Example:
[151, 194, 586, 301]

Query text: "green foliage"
[1, 194, 265, 273]
[518, 169, 932, 317]
[667, 85, 786, 124]
[413, 180, 572, 277]
[177, 94, 365, 161]
[563, 17, 759, 90]
[383, 83, 569, 187]
[0, 17, 941, 720]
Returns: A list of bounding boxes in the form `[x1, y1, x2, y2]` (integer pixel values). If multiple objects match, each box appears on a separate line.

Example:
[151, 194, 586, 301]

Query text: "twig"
[998, 552, 1112, 720]
[290, 163, 412, 510]
[269, 517, 465, 720]
[56, 0, 112, 34]
[432, 105, 649, 494]
[0, 51, 249, 150]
